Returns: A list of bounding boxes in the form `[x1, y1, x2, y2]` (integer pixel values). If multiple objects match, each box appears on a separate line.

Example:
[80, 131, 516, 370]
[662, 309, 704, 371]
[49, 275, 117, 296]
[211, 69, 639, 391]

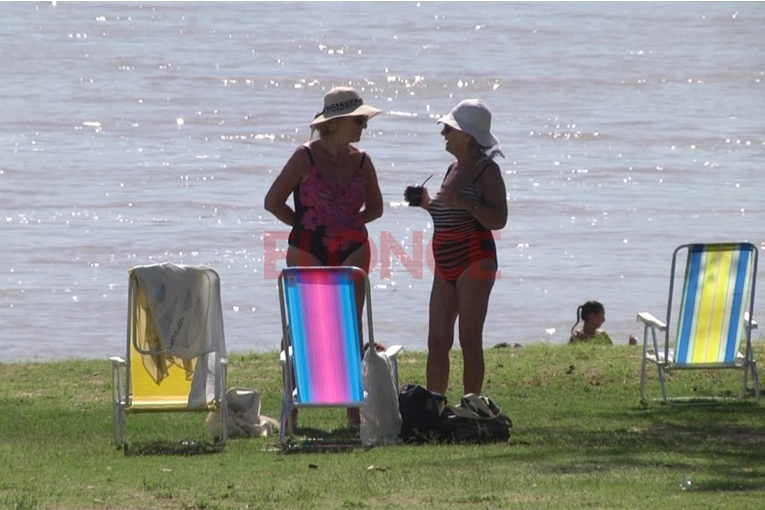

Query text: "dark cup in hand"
[405, 185, 424, 207]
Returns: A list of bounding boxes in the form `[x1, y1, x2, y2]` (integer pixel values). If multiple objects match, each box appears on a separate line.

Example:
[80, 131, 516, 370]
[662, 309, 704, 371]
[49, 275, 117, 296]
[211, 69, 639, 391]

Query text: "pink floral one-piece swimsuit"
[288, 145, 368, 265]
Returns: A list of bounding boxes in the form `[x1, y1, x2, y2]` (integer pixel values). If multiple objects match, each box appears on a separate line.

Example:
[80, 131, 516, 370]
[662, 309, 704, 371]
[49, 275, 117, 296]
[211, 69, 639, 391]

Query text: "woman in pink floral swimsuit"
[287, 144, 371, 266]
[265, 87, 383, 270]
[264, 87, 384, 428]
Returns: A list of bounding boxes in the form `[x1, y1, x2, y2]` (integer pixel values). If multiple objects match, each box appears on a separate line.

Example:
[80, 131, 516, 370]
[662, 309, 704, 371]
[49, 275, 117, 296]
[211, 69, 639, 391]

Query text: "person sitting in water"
[569, 300, 613, 345]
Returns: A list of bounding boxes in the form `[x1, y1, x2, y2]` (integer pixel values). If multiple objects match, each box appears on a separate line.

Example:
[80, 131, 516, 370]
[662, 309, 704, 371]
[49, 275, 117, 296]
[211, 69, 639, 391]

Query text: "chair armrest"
[220, 357, 228, 366]
[385, 345, 403, 360]
[382, 345, 403, 391]
[279, 347, 293, 366]
[109, 356, 126, 366]
[636, 312, 666, 331]
[744, 312, 758, 330]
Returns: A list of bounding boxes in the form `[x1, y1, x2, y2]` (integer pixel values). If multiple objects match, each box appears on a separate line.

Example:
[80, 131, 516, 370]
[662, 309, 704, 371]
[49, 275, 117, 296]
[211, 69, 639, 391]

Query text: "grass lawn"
[1, 343, 765, 509]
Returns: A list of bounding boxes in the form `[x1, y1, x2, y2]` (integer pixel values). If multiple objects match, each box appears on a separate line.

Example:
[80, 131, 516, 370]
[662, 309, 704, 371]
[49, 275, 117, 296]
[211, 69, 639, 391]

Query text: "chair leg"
[114, 404, 125, 447]
[751, 361, 760, 401]
[639, 351, 648, 402]
[111, 359, 126, 446]
[216, 399, 228, 446]
[279, 398, 292, 447]
[112, 402, 118, 445]
[657, 364, 668, 403]
[219, 358, 228, 445]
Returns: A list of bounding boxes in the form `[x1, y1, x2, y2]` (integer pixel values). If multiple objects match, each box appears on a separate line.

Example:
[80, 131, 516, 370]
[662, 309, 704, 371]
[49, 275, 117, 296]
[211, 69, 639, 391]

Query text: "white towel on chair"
[132, 262, 226, 408]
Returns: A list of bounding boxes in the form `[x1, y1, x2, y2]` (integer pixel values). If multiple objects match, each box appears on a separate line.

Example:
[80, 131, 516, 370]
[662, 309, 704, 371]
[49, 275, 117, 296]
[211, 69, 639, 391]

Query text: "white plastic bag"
[206, 387, 279, 439]
[360, 348, 402, 446]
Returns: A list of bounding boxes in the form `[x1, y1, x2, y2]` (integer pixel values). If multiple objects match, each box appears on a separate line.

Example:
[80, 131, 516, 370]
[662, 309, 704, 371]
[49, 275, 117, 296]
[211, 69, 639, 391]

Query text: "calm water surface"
[1, 2, 764, 361]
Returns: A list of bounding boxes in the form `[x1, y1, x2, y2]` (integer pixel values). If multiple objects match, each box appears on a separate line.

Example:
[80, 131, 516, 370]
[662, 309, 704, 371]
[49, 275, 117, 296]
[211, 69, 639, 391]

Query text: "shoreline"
[0, 342, 644, 366]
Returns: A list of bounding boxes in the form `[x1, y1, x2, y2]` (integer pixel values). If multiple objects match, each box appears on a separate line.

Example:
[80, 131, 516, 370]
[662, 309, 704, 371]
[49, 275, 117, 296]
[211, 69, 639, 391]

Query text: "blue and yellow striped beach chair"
[638, 243, 759, 402]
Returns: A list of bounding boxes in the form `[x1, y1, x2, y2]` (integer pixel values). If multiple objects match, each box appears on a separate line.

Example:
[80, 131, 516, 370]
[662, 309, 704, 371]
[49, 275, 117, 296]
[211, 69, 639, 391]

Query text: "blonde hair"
[309, 117, 343, 142]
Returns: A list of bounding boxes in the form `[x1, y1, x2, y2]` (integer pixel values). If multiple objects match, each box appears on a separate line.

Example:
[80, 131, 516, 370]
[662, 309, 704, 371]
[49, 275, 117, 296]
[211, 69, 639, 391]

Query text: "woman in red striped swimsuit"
[410, 99, 508, 397]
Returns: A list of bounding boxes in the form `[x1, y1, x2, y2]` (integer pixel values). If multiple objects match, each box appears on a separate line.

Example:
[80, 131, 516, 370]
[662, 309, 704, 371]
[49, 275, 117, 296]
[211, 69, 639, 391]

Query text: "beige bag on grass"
[206, 387, 279, 439]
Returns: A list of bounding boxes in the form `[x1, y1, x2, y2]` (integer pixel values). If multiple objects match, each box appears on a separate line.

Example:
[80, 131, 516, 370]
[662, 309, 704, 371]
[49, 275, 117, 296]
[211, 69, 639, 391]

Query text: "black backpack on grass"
[436, 394, 512, 443]
[398, 384, 447, 443]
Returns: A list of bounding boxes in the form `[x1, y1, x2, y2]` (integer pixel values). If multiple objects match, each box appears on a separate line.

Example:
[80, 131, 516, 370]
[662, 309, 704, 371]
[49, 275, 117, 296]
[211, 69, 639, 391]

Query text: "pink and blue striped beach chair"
[638, 243, 759, 402]
[278, 266, 402, 446]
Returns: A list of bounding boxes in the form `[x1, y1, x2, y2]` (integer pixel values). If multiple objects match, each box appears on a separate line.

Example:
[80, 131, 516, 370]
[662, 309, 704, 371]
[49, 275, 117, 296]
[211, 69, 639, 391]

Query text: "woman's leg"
[455, 258, 497, 396]
[286, 245, 323, 267]
[340, 242, 371, 428]
[426, 276, 459, 395]
[340, 241, 371, 334]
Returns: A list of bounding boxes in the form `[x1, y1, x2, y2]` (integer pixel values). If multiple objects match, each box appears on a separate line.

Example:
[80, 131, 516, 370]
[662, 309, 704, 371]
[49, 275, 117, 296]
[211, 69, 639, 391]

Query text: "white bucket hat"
[436, 99, 499, 148]
[309, 87, 382, 127]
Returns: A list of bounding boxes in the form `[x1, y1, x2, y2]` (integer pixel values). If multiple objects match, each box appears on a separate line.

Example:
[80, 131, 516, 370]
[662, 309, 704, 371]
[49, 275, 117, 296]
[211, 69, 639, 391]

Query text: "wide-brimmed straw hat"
[309, 87, 381, 127]
[436, 99, 499, 147]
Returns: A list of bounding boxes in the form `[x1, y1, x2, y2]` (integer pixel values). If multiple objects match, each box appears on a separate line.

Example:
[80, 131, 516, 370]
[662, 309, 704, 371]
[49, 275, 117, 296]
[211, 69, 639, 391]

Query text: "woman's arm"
[264, 147, 310, 227]
[360, 153, 384, 224]
[420, 162, 454, 210]
[471, 162, 508, 230]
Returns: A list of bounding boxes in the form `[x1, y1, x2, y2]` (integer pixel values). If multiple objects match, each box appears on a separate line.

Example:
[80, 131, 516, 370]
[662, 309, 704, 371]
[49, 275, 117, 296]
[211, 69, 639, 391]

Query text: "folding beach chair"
[110, 263, 228, 449]
[638, 243, 759, 403]
[278, 266, 403, 447]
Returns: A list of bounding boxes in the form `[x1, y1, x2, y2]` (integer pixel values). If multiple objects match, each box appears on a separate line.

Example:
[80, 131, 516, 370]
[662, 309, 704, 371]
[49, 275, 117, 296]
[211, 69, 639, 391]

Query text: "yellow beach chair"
[110, 263, 228, 448]
[638, 243, 759, 403]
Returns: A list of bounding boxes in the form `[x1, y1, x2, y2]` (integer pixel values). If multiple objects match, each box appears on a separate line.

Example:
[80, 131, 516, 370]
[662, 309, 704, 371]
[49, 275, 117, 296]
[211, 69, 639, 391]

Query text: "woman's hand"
[402, 186, 431, 209]
[420, 187, 431, 209]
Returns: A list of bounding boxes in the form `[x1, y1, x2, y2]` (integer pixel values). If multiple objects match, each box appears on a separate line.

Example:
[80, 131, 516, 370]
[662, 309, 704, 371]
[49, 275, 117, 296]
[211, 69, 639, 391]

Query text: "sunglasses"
[354, 115, 368, 126]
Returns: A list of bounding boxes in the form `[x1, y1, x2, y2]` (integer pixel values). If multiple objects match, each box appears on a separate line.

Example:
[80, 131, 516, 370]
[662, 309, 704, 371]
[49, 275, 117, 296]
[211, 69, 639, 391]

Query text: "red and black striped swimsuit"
[427, 160, 498, 284]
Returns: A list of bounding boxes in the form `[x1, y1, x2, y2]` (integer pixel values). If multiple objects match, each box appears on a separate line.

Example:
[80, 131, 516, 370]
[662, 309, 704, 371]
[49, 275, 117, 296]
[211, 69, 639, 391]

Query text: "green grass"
[2, 344, 765, 509]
